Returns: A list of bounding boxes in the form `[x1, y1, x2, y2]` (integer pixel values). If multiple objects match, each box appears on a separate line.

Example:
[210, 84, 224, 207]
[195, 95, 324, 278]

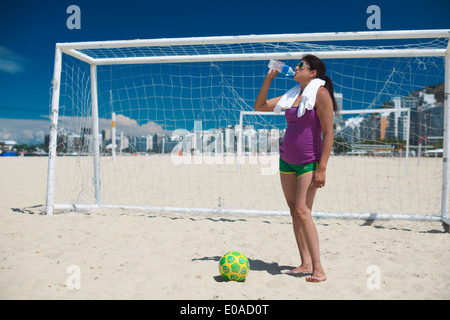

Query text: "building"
[335, 86, 443, 147]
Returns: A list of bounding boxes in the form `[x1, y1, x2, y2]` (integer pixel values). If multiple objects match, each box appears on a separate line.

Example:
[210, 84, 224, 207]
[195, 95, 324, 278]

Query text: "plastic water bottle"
[268, 59, 295, 76]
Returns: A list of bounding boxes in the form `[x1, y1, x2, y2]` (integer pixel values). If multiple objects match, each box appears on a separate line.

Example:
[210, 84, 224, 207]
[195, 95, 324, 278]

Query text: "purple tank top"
[279, 107, 323, 165]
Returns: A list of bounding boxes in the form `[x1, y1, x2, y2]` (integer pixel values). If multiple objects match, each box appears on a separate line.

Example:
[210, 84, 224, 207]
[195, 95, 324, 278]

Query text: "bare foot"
[306, 270, 327, 283]
[283, 264, 313, 274]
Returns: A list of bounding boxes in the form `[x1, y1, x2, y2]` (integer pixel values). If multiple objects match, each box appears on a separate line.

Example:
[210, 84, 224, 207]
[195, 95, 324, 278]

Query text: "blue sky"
[0, 0, 449, 144]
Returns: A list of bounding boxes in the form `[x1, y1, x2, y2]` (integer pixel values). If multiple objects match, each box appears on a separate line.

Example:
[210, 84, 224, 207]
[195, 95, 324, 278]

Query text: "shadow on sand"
[192, 256, 311, 282]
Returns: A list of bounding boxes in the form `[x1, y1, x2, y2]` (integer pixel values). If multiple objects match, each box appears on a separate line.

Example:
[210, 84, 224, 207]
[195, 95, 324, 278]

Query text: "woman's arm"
[254, 68, 283, 112]
[313, 86, 334, 188]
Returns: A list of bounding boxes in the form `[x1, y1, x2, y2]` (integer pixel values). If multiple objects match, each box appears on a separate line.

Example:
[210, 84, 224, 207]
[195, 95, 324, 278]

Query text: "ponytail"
[319, 75, 339, 114]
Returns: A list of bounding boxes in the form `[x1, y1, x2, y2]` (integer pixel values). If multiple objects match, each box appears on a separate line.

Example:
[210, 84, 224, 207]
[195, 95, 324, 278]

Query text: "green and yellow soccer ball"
[219, 251, 250, 282]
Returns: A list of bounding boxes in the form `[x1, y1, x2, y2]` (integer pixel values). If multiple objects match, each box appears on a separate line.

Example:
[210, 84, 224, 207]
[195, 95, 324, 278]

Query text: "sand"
[1, 156, 449, 300]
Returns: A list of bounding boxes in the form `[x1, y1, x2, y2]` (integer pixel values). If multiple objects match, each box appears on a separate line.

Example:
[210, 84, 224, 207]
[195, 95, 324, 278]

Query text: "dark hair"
[302, 54, 339, 114]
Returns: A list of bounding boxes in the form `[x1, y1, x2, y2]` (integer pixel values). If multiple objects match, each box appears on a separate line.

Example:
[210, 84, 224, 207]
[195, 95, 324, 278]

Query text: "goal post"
[441, 52, 450, 225]
[45, 30, 450, 225]
[90, 64, 101, 207]
[45, 45, 62, 216]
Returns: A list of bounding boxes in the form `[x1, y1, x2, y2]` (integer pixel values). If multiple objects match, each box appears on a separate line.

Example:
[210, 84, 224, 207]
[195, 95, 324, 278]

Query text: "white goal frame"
[45, 29, 450, 225]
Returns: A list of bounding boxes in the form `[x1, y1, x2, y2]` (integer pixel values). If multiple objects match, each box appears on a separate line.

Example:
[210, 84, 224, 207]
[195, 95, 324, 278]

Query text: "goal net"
[45, 30, 450, 222]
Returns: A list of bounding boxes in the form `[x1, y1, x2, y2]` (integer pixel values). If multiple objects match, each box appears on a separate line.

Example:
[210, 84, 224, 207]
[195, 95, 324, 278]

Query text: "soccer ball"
[219, 251, 250, 282]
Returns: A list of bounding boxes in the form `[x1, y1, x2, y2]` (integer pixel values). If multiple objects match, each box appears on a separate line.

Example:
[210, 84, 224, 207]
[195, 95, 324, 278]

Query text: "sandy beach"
[1, 156, 449, 300]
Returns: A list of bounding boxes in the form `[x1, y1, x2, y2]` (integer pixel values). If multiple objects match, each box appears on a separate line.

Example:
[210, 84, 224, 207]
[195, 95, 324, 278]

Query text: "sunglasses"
[297, 61, 311, 69]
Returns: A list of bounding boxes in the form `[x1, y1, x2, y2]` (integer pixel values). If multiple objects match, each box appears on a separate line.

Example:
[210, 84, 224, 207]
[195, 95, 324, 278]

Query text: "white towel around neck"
[274, 79, 325, 117]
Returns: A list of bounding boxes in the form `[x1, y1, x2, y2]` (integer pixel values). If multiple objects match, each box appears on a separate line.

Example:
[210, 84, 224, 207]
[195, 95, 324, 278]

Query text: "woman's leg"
[295, 172, 327, 282]
[280, 172, 313, 273]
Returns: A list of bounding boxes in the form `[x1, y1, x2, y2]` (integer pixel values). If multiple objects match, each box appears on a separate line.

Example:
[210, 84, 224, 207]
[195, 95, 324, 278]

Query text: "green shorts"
[279, 157, 319, 178]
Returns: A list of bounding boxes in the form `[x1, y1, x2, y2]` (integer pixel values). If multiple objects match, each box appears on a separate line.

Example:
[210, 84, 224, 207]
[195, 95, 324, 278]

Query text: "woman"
[254, 55, 338, 283]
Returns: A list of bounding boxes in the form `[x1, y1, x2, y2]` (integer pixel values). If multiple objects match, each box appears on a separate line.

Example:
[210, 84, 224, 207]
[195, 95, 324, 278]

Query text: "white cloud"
[0, 46, 27, 74]
[114, 114, 164, 135]
[0, 118, 49, 144]
[0, 113, 164, 145]
[59, 114, 164, 137]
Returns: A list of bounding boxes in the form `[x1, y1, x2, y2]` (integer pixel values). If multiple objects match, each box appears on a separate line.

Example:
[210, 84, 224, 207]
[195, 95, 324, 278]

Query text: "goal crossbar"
[59, 29, 450, 65]
[57, 29, 450, 50]
[63, 49, 447, 66]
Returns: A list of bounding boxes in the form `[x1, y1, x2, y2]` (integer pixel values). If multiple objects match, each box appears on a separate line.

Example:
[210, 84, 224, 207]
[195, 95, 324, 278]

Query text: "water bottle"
[268, 59, 295, 76]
